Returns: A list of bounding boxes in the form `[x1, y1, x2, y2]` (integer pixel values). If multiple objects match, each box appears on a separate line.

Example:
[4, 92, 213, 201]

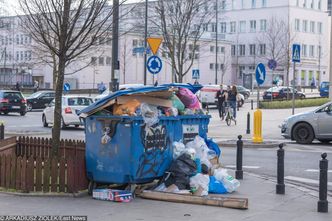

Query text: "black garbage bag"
[164, 153, 197, 190]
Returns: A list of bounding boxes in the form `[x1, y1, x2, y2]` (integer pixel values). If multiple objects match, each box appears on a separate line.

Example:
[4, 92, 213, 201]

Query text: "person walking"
[215, 84, 227, 120]
[227, 85, 238, 124]
[15, 82, 21, 91]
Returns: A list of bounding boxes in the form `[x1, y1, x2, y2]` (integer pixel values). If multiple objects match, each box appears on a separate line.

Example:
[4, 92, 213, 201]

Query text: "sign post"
[255, 63, 266, 108]
[292, 44, 301, 115]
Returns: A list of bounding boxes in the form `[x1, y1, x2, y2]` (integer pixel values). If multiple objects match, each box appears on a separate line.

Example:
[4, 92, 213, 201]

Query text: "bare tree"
[18, 0, 126, 156]
[153, 0, 213, 82]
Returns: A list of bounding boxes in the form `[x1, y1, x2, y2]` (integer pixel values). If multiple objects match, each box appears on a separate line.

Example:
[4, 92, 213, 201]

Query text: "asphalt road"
[1, 102, 331, 192]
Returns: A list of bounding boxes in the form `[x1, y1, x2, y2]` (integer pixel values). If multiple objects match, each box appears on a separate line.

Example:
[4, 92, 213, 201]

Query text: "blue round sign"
[268, 59, 277, 70]
[255, 63, 266, 86]
[63, 83, 71, 92]
[147, 56, 162, 75]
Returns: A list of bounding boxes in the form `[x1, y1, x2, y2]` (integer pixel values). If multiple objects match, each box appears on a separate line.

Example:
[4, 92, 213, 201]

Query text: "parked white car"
[42, 96, 94, 129]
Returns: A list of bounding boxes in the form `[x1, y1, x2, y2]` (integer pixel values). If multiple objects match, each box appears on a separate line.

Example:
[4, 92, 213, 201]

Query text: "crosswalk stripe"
[285, 176, 332, 186]
[305, 169, 332, 173]
[225, 165, 260, 169]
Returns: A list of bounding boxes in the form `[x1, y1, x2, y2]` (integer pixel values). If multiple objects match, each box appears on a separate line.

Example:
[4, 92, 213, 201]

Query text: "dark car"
[263, 87, 305, 100]
[26, 91, 55, 111]
[236, 85, 250, 99]
[0, 90, 27, 116]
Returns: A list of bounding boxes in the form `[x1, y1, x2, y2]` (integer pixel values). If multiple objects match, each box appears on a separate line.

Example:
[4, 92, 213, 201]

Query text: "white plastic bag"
[185, 136, 213, 168]
[140, 103, 159, 127]
[189, 173, 209, 196]
[213, 168, 240, 193]
[173, 142, 186, 159]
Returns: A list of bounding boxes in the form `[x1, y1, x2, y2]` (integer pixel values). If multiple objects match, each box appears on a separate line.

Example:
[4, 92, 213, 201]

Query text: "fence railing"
[0, 136, 88, 193]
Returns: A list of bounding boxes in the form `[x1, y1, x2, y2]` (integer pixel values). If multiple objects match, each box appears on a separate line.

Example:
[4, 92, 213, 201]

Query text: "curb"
[0, 189, 88, 198]
[6, 131, 51, 136]
[216, 140, 281, 148]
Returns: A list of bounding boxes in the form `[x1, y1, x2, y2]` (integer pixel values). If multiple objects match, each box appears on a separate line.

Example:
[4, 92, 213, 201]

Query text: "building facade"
[0, 0, 329, 89]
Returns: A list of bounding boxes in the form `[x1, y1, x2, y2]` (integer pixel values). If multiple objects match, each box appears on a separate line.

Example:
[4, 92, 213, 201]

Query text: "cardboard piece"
[117, 95, 172, 108]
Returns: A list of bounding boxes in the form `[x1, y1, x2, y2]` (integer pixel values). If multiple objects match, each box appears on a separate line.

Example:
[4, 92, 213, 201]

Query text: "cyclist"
[227, 85, 238, 124]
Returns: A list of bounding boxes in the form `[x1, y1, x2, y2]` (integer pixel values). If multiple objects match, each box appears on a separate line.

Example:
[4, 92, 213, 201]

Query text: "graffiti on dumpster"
[136, 124, 169, 178]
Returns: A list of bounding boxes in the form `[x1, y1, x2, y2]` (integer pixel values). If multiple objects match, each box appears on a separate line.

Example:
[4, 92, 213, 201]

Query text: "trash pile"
[155, 135, 240, 196]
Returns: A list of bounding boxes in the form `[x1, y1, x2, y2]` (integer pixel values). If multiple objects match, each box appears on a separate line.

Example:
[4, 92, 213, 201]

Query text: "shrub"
[259, 98, 330, 109]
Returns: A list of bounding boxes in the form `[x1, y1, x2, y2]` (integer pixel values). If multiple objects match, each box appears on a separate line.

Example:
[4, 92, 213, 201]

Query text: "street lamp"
[215, 0, 218, 85]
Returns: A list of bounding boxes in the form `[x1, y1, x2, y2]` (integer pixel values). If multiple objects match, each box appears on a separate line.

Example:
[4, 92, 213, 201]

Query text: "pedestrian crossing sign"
[292, 44, 301, 63]
[192, 69, 200, 79]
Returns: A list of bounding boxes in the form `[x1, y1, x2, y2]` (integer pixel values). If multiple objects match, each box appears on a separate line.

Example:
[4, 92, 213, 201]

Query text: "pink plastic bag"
[176, 88, 201, 110]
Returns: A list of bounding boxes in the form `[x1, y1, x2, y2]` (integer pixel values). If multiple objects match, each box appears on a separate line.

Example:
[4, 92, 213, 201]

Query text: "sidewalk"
[0, 172, 330, 221]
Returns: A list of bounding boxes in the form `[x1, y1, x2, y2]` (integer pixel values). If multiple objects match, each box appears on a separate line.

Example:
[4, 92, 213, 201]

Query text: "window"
[302, 20, 308, 32]
[303, 0, 307, 8]
[310, 0, 314, 9]
[241, 0, 244, 9]
[318, 0, 321, 10]
[106, 56, 111, 65]
[20, 51, 23, 61]
[295, 19, 300, 31]
[239, 21, 246, 32]
[20, 35, 23, 44]
[309, 45, 314, 57]
[16, 35, 19, 44]
[250, 20, 256, 32]
[220, 47, 225, 53]
[24, 51, 28, 60]
[232, 0, 235, 9]
[106, 37, 111, 45]
[262, 0, 266, 7]
[239, 66, 245, 79]
[16, 51, 19, 61]
[132, 39, 138, 47]
[203, 23, 208, 31]
[239, 44, 245, 56]
[296, 0, 299, 6]
[220, 22, 227, 33]
[310, 21, 315, 33]
[231, 45, 236, 56]
[216, 47, 220, 53]
[215, 63, 219, 70]
[302, 44, 307, 57]
[99, 57, 104, 65]
[210, 63, 214, 70]
[317, 22, 322, 34]
[260, 19, 266, 31]
[249, 44, 256, 55]
[230, 21, 236, 33]
[211, 23, 217, 32]
[27, 51, 32, 61]
[251, 0, 256, 8]
[99, 37, 105, 45]
[90, 57, 97, 65]
[210, 46, 215, 52]
[221, 0, 226, 9]
[259, 44, 266, 55]
[317, 46, 322, 57]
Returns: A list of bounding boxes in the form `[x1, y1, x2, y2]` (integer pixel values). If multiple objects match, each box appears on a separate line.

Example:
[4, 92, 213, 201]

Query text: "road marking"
[285, 176, 332, 186]
[225, 165, 260, 169]
[7, 125, 41, 128]
[305, 169, 332, 173]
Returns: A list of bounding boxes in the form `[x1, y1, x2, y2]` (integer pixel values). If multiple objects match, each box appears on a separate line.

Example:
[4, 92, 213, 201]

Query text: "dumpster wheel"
[88, 181, 97, 196]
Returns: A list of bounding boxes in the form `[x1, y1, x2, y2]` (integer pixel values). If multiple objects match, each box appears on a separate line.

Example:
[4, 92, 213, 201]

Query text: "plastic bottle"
[221, 174, 240, 193]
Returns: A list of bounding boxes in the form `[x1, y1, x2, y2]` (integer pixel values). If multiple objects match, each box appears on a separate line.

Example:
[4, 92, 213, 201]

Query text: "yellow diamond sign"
[147, 37, 162, 55]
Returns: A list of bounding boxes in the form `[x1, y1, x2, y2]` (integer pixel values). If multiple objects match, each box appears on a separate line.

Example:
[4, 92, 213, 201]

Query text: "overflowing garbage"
[79, 84, 240, 204]
[155, 135, 240, 197]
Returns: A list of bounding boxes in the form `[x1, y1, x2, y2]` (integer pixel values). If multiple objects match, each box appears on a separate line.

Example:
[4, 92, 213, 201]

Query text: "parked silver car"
[281, 102, 332, 144]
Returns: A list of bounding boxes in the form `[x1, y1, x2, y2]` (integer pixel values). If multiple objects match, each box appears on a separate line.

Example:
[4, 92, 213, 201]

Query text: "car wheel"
[244, 94, 249, 99]
[20, 111, 26, 116]
[61, 118, 67, 129]
[42, 114, 48, 127]
[3, 111, 8, 115]
[301, 95, 305, 99]
[202, 103, 207, 109]
[318, 139, 331, 144]
[27, 103, 32, 112]
[293, 123, 314, 144]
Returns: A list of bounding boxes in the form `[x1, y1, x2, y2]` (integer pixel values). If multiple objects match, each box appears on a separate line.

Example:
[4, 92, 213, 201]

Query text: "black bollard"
[246, 112, 250, 134]
[236, 135, 243, 180]
[276, 143, 285, 194]
[251, 99, 254, 110]
[318, 153, 328, 213]
[0, 123, 4, 140]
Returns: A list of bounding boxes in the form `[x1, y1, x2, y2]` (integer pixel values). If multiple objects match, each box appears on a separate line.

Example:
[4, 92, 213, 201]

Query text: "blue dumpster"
[79, 84, 211, 187]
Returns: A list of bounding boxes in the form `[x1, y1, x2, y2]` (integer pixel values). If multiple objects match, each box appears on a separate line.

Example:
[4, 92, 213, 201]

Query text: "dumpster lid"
[79, 83, 202, 117]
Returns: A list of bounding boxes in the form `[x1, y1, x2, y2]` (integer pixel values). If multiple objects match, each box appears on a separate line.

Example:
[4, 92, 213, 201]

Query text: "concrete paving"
[0, 171, 330, 221]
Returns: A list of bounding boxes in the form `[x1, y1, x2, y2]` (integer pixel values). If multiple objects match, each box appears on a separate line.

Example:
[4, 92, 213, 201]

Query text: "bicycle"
[224, 102, 236, 126]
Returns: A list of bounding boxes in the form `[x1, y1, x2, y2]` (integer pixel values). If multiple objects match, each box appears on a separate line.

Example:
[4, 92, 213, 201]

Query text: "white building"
[0, 0, 329, 89]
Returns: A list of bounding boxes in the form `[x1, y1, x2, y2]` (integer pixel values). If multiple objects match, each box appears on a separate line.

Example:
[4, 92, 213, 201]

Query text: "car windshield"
[67, 97, 93, 106]
[321, 82, 329, 89]
[28, 92, 43, 98]
[266, 87, 281, 92]
[3, 92, 23, 99]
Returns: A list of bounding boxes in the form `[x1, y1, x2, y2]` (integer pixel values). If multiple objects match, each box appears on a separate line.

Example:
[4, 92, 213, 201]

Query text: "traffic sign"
[147, 37, 162, 55]
[147, 55, 162, 75]
[268, 59, 277, 70]
[255, 63, 266, 85]
[192, 69, 200, 79]
[63, 83, 70, 92]
[292, 44, 301, 63]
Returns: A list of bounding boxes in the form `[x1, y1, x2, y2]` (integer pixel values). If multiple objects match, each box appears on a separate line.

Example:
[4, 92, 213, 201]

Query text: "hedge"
[259, 98, 330, 109]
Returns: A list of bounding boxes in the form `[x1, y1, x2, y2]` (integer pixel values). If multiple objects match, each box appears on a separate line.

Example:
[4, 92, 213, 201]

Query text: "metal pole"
[292, 62, 295, 115]
[215, 0, 218, 84]
[246, 112, 250, 134]
[276, 143, 285, 194]
[111, 0, 119, 92]
[0, 123, 4, 140]
[235, 135, 243, 180]
[251, 99, 253, 110]
[329, 15, 332, 101]
[143, 0, 148, 85]
[257, 85, 260, 109]
[317, 153, 328, 213]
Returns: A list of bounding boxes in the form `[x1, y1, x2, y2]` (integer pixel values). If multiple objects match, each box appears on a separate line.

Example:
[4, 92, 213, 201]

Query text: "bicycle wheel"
[226, 113, 231, 126]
